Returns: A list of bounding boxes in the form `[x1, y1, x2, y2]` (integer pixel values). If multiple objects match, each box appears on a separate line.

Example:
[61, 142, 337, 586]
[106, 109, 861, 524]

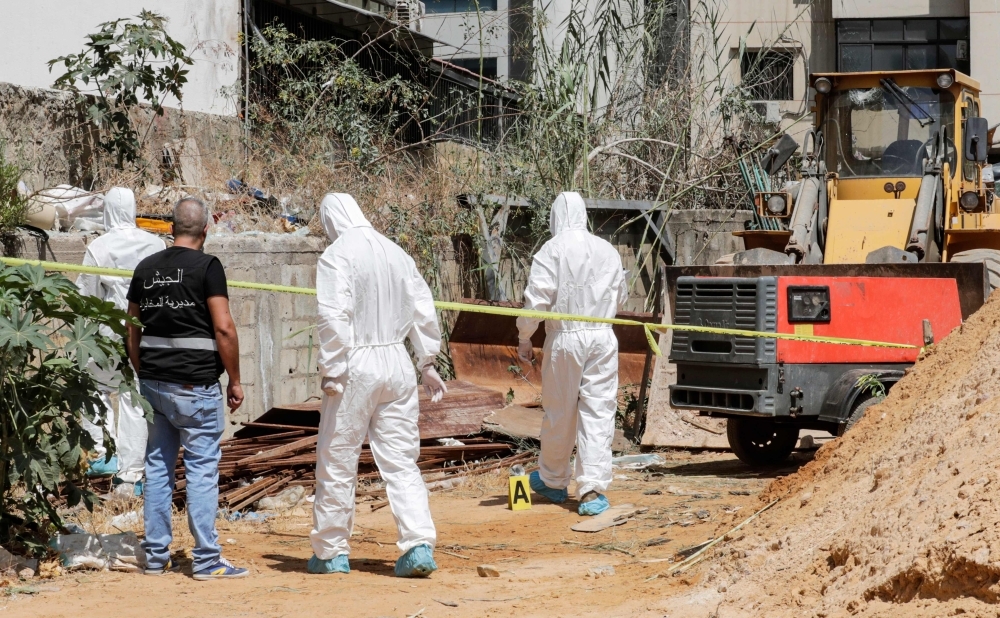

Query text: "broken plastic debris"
[611, 454, 665, 469]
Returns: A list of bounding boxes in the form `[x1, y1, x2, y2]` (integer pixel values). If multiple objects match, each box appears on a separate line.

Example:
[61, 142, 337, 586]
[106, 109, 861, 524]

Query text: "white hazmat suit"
[516, 192, 628, 500]
[76, 187, 166, 483]
[310, 193, 444, 561]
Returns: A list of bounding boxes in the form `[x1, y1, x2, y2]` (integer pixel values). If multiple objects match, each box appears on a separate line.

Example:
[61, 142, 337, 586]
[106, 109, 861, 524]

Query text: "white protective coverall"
[515, 192, 628, 499]
[311, 193, 442, 560]
[76, 187, 166, 482]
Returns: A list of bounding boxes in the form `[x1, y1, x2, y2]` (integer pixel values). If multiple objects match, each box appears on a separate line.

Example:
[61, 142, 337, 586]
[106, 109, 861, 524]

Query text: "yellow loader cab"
[735, 69, 1000, 289]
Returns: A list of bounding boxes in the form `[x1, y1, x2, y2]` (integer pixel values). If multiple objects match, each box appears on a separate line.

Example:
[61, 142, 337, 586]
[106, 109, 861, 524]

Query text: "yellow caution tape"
[0, 257, 315, 296]
[0, 257, 918, 355]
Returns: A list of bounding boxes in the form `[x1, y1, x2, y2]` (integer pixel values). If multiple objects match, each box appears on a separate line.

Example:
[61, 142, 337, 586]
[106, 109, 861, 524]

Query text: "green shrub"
[0, 264, 147, 556]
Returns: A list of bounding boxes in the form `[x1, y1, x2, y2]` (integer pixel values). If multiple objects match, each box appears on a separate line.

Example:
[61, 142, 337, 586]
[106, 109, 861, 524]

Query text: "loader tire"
[845, 395, 885, 433]
[726, 417, 799, 467]
[951, 248, 1000, 294]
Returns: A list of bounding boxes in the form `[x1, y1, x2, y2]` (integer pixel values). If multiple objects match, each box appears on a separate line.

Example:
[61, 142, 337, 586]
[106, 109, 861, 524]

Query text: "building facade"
[708, 0, 1000, 144]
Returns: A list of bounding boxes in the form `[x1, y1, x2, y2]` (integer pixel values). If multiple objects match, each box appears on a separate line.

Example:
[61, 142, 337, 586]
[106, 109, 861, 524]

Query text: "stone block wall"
[206, 234, 327, 435]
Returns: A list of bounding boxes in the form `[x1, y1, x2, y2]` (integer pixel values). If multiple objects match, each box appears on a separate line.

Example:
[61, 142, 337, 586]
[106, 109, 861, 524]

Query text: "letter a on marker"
[509, 475, 532, 511]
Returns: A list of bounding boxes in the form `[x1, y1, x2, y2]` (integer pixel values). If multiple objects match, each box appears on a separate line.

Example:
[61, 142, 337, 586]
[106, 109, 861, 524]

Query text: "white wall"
[970, 1, 1000, 125]
[832, 0, 966, 19]
[1, 0, 241, 116]
[423, 1, 511, 80]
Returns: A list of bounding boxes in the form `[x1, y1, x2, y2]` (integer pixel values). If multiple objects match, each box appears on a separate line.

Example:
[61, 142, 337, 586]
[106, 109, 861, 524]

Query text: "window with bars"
[740, 50, 795, 101]
[837, 18, 969, 73]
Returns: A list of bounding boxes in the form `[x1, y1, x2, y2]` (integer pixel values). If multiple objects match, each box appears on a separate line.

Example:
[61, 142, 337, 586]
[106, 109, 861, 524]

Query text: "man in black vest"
[125, 197, 247, 579]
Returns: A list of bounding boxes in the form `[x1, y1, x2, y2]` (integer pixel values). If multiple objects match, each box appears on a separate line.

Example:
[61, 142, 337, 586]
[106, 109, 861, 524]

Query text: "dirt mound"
[709, 291, 1000, 617]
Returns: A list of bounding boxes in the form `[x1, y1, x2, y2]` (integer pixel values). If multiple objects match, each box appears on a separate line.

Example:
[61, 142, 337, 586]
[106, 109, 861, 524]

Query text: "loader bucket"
[446, 299, 660, 405]
[663, 262, 988, 321]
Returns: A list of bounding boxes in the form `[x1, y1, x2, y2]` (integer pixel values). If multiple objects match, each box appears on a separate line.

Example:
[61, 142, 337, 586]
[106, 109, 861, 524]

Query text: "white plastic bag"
[51, 533, 107, 570]
[256, 485, 307, 512]
[99, 532, 146, 572]
[31, 185, 105, 232]
[51, 532, 146, 571]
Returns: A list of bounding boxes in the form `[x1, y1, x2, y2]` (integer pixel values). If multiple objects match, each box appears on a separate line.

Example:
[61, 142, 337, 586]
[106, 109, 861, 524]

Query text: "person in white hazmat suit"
[516, 191, 628, 516]
[76, 187, 166, 490]
[309, 193, 448, 577]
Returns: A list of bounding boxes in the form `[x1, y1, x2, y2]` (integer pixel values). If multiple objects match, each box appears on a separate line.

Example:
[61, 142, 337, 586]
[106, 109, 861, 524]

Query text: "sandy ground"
[0, 451, 814, 618]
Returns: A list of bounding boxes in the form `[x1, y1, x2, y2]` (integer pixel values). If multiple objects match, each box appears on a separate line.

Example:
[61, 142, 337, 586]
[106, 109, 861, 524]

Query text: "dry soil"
[0, 452, 805, 618]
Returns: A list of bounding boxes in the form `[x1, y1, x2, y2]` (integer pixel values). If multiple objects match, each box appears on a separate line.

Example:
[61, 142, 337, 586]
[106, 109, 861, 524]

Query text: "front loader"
[667, 69, 997, 466]
[736, 69, 1000, 277]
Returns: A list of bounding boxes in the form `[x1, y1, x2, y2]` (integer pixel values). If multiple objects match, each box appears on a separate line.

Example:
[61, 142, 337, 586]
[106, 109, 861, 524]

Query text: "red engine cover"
[775, 276, 962, 364]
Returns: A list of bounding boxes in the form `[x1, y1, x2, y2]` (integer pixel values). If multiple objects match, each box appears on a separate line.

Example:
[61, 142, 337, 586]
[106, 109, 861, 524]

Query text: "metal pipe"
[906, 173, 938, 259]
[785, 176, 820, 262]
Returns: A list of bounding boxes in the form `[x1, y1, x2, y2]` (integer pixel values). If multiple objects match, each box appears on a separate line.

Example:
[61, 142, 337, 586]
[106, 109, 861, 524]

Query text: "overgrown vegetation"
[247, 25, 428, 167]
[0, 264, 146, 556]
[0, 147, 28, 242]
[49, 10, 192, 168]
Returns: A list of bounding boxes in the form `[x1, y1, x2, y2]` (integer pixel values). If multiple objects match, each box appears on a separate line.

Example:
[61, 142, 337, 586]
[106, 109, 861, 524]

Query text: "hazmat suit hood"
[320, 193, 372, 242]
[103, 187, 137, 231]
[549, 192, 588, 236]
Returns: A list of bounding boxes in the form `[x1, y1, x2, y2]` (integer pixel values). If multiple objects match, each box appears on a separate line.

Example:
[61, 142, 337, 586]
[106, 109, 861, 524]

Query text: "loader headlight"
[960, 190, 980, 211]
[936, 73, 954, 89]
[766, 194, 787, 215]
[814, 77, 832, 94]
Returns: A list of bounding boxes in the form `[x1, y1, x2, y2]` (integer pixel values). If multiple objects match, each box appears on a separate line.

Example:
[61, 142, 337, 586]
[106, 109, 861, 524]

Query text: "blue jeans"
[140, 380, 224, 572]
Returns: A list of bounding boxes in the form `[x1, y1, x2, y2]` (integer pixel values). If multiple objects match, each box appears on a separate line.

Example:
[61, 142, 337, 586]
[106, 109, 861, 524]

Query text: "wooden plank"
[571, 504, 640, 533]
[236, 435, 319, 466]
[482, 405, 544, 439]
[239, 422, 318, 434]
[234, 381, 506, 440]
[221, 474, 286, 506]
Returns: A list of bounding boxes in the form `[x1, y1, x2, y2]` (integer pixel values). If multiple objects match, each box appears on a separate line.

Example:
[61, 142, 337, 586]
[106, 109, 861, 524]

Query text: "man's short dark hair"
[173, 197, 209, 238]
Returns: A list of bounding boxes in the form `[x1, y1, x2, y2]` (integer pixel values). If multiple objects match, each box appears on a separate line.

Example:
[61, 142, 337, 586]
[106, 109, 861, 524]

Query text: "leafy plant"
[856, 374, 887, 399]
[248, 24, 427, 166]
[0, 147, 28, 239]
[48, 10, 192, 168]
[0, 264, 146, 556]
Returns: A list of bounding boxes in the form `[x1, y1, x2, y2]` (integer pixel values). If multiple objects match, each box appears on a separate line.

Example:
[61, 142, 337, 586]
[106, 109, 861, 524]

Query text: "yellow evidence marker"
[508, 475, 532, 510]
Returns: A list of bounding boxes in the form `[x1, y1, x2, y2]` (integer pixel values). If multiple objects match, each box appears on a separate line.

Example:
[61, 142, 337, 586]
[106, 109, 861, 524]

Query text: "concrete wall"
[8, 230, 475, 437]
[1, 0, 240, 116]
[667, 208, 753, 266]
[0, 82, 243, 191]
[208, 235, 326, 433]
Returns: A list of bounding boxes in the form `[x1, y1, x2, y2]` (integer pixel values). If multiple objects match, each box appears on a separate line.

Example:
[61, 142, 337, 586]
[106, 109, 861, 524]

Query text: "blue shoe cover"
[394, 545, 437, 578]
[307, 554, 350, 574]
[529, 471, 568, 504]
[86, 455, 119, 477]
[578, 494, 610, 516]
